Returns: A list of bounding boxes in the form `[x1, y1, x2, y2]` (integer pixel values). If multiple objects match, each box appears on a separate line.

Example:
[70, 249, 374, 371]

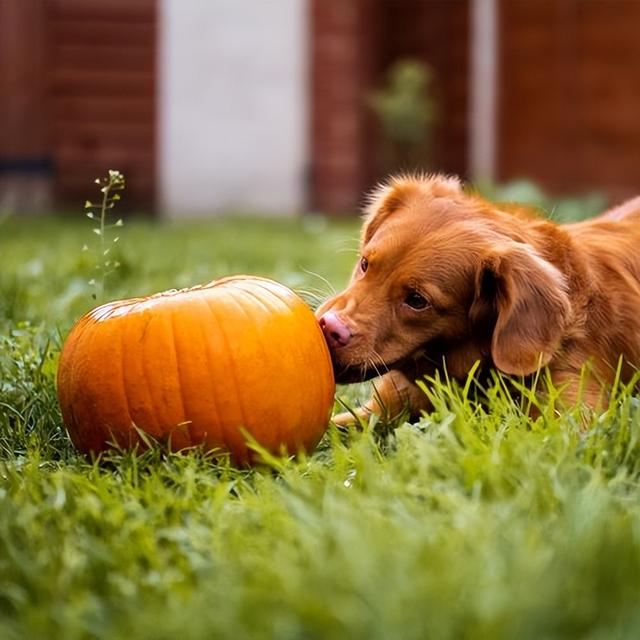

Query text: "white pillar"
[158, 0, 308, 217]
[469, 0, 498, 182]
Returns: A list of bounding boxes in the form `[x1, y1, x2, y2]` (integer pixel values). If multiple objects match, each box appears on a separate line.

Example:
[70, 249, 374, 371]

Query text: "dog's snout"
[319, 312, 352, 349]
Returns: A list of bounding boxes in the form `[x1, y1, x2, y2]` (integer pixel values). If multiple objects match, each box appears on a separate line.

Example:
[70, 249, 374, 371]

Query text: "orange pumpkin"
[57, 276, 335, 464]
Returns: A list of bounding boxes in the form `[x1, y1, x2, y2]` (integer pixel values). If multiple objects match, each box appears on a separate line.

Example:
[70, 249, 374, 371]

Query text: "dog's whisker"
[300, 269, 337, 296]
[368, 350, 389, 379]
[295, 288, 331, 309]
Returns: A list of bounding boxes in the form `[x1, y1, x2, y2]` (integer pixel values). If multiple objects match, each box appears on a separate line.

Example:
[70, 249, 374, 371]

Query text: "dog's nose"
[319, 312, 352, 349]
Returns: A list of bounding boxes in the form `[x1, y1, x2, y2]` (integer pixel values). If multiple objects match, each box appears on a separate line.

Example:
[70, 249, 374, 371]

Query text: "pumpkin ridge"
[89, 298, 134, 322]
[118, 322, 136, 447]
[143, 310, 188, 450]
[251, 284, 330, 444]
[234, 286, 280, 316]
[247, 280, 299, 308]
[139, 314, 162, 439]
[204, 297, 250, 462]
[56, 318, 82, 428]
[230, 290, 284, 451]
[208, 274, 274, 290]
[248, 287, 312, 445]
[200, 297, 236, 459]
[122, 312, 162, 440]
[169, 307, 191, 450]
[235, 284, 323, 451]
[235, 286, 294, 335]
[137, 328, 161, 437]
[69, 316, 110, 452]
[195, 297, 223, 447]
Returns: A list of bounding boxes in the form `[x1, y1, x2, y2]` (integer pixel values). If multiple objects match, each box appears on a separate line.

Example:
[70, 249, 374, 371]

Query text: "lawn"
[1, 210, 640, 640]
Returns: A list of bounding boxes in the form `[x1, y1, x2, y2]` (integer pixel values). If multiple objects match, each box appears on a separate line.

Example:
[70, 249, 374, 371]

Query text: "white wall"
[159, 0, 308, 216]
[468, 0, 498, 182]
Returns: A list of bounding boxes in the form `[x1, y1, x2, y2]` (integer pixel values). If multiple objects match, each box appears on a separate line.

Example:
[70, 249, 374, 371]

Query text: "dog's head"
[317, 174, 572, 383]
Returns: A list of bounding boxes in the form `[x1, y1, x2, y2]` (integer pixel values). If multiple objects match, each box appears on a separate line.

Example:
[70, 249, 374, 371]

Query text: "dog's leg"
[332, 370, 431, 427]
[550, 369, 607, 411]
[546, 369, 608, 431]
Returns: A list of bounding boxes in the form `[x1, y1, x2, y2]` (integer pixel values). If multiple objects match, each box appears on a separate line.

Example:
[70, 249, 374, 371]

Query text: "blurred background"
[1, 0, 639, 218]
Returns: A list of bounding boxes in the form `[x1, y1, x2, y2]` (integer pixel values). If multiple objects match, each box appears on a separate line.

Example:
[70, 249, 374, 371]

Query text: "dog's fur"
[317, 174, 640, 424]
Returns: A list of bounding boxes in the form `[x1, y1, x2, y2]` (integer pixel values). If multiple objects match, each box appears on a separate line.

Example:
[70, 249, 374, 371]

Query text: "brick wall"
[310, 0, 470, 215]
[0, 0, 51, 211]
[310, 0, 381, 214]
[48, 0, 156, 208]
[380, 0, 469, 180]
[499, 0, 640, 202]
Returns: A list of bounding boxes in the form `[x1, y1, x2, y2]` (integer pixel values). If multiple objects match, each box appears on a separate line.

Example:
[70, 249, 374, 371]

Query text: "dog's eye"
[360, 257, 369, 273]
[404, 290, 429, 310]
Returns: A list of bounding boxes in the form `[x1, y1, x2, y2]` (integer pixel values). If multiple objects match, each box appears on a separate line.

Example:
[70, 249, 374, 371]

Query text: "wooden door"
[499, 0, 640, 201]
[48, 0, 157, 208]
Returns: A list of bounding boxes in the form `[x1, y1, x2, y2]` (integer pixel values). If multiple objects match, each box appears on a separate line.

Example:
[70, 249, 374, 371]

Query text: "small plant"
[83, 169, 126, 301]
[369, 59, 438, 172]
[475, 178, 608, 222]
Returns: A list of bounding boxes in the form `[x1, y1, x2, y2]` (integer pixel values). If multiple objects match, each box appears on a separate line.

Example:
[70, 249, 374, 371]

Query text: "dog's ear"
[470, 243, 572, 375]
[362, 182, 408, 244]
[362, 174, 462, 244]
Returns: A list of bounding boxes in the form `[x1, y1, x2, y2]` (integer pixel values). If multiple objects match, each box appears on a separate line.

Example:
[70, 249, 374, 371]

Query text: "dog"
[317, 174, 640, 425]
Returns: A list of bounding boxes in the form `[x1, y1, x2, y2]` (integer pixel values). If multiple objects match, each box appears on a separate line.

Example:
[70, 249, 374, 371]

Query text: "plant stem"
[99, 180, 110, 299]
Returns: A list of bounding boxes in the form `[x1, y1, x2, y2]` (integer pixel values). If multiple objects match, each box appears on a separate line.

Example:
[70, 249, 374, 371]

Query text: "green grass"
[1, 212, 640, 640]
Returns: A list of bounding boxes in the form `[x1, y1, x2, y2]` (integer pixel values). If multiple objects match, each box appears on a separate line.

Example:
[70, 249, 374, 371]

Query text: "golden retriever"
[317, 174, 640, 424]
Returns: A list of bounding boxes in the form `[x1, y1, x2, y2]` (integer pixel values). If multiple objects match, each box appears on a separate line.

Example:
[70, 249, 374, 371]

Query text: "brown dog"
[317, 174, 640, 424]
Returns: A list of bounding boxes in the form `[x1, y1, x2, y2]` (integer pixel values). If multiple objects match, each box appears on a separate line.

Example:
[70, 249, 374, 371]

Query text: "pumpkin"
[57, 276, 335, 464]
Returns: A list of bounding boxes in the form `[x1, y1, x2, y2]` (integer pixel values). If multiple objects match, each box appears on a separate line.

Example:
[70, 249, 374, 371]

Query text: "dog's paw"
[330, 407, 372, 428]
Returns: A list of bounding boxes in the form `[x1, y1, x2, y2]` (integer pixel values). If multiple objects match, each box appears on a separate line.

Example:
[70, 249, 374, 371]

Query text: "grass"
[1, 211, 640, 639]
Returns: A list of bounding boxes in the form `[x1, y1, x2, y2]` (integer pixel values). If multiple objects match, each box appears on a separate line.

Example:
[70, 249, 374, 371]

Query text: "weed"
[83, 170, 126, 302]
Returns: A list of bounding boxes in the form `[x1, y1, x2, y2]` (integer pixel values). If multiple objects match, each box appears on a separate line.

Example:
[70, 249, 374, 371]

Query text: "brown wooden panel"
[498, 0, 640, 199]
[55, 45, 154, 71]
[47, 0, 156, 209]
[52, 96, 154, 124]
[49, 0, 155, 20]
[310, 0, 383, 213]
[53, 122, 154, 146]
[51, 21, 155, 47]
[0, 0, 49, 158]
[55, 149, 154, 204]
[50, 70, 154, 96]
[311, 0, 469, 213]
[379, 0, 470, 179]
